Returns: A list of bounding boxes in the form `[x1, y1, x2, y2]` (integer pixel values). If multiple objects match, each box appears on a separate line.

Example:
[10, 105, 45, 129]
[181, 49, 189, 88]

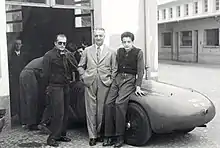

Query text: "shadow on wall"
[108, 0, 145, 52]
[109, 34, 121, 50]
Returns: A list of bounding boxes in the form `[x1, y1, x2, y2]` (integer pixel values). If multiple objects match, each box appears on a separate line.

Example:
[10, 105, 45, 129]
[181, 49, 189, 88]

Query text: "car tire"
[125, 102, 152, 146]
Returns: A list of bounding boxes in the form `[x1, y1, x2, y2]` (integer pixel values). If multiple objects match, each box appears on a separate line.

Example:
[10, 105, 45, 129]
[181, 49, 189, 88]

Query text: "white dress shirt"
[15, 50, 21, 56]
[95, 44, 104, 55]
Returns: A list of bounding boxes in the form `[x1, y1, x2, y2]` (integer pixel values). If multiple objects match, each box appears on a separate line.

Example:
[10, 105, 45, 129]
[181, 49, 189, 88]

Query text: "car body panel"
[129, 80, 216, 133]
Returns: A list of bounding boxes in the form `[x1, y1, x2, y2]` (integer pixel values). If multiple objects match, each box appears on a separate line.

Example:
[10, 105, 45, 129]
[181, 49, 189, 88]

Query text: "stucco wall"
[94, 0, 158, 79]
[0, 1, 11, 132]
[158, 17, 220, 64]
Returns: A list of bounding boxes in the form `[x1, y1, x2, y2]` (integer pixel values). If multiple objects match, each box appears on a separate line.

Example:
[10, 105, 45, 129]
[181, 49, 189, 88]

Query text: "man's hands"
[135, 86, 145, 97]
[45, 86, 52, 95]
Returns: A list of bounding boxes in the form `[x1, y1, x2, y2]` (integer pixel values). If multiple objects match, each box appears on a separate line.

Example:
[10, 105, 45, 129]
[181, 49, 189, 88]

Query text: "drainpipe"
[143, 0, 149, 80]
[144, 0, 159, 80]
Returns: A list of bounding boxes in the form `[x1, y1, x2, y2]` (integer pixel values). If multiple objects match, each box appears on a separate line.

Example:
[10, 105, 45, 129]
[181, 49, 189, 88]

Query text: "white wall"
[94, 0, 145, 50]
[0, 1, 10, 97]
[94, 0, 159, 79]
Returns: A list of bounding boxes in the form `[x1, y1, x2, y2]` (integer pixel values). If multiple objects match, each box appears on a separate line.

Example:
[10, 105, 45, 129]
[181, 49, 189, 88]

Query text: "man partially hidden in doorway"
[42, 34, 78, 147]
[8, 38, 26, 121]
[103, 32, 145, 148]
[19, 57, 46, 130]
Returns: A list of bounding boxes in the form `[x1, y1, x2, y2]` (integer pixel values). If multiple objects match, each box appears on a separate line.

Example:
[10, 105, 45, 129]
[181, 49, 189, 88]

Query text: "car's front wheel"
[125, 102, 152, 146]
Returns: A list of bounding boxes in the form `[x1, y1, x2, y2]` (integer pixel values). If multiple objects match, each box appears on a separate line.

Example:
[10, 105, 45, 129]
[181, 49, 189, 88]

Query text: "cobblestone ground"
[0, 60, 220, 148]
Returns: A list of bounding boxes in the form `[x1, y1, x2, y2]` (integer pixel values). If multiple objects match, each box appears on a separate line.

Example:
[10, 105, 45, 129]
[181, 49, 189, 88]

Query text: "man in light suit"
[78, 28, 117, 146]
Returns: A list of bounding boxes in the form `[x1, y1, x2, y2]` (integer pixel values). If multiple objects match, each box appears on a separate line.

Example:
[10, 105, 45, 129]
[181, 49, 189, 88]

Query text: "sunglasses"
[57, 41, 66, 46]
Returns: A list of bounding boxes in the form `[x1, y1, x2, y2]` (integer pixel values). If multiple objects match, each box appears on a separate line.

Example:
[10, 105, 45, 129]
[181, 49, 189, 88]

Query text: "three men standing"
[41, 31, 144, 147]
[42, 34, 78, 147]
[78, 28, 117, 146]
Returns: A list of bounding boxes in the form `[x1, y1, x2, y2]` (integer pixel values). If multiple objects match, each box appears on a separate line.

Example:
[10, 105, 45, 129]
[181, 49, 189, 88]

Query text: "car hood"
[131, 79, 215, 121]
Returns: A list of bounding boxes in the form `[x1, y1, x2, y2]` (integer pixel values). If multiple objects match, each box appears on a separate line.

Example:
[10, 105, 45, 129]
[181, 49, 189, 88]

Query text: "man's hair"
[55, 34, 67, 41]
[94, 28, 105, 33]
[121, 32, 135, 41]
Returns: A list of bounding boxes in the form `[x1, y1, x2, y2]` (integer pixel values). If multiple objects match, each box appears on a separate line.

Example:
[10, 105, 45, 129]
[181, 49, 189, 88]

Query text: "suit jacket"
[8, 51, 26, 83]
[78, 44, 117, 87]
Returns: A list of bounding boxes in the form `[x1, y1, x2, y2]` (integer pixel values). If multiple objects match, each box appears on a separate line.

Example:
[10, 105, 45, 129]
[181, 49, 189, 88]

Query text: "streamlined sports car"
[68, 79, 216, 146]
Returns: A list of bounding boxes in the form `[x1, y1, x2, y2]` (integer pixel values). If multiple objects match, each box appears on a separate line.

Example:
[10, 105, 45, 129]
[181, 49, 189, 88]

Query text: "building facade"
[158, 0, 220, 64]
[0, 0, 158, 131]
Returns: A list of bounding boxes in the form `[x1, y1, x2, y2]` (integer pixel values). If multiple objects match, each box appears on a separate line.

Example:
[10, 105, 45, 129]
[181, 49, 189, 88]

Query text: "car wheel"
[125, 102, 152, 146]
[177, 127, 195, 134]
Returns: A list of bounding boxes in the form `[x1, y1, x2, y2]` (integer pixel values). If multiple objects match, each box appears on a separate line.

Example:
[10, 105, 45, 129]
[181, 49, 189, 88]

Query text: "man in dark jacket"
[8, 39, 26, 119]
[42, 34, 78, 147]
[103, 32, 145, 148]
[19, 57, 45, 130]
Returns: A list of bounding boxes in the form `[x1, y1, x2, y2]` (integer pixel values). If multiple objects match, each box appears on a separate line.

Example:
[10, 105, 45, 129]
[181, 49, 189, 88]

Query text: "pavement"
[0, 60, 220, 148]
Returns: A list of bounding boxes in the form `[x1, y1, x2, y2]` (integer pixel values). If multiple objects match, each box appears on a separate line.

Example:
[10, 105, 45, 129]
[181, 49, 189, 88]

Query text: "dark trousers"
[10, 75, 20, 117]
[47, 84, 70, 139]
[104, 73, 136, 137]
[40, 95, 52, 126]
[19, 69, 38, 125]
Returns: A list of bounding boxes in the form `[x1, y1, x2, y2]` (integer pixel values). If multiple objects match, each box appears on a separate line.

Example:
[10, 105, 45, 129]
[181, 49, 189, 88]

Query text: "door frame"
[5, 0, 95, 44]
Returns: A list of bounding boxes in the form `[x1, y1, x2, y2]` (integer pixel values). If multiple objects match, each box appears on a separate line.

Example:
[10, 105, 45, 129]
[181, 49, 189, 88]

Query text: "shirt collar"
[15, 50, 20, 56]
[124, 46, 134, 53]
[95, 44, 104, 52]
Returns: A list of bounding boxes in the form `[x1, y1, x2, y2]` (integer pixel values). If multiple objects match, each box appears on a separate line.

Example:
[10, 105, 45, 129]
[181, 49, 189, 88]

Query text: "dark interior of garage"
[6, 5, 92, 122]
[7, 6, 92, 63]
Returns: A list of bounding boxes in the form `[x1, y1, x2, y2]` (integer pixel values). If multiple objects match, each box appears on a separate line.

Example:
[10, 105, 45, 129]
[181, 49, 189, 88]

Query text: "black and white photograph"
[0, 0, 219, 147]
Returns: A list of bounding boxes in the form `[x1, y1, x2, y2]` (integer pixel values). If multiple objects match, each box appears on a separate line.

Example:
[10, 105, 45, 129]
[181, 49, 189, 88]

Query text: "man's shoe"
[97, 137, 104, 142]
[57, 136, 71, 142]
[28, 124, 39, 131]
[47, 138, 59, 147]
[89, 138, 97, 146]
[38, 124, 51, 134]
[103, 137, 114, 146]
[114, 136, 124, 148]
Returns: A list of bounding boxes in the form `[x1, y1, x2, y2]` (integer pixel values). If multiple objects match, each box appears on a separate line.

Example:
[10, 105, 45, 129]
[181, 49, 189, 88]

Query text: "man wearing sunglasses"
[42, 34, 78, 147]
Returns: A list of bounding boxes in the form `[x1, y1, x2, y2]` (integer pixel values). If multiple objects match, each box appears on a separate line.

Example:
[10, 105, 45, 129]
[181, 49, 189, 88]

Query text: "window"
[75, 16, 91, 27]
[204, 29, 219, 46]
[55, 0, 91, 7]
[6, 22, 23, 32]
[216, 0, 219, 10]
[75, 8, 91, 28]
[6, 0, 46, 3]
[169, 8, 173, 18]
[194, 2, 198, 14]
[163, 9, 166, 19]
[185, 4, 189, 16]
[6, 5, 22, 33]
[162, 32, 172, 46]
[6, 11, 22, 22]
[204, 0, 208, 12]
[177, 6, 181, 17]
[180, 31, 192, 46]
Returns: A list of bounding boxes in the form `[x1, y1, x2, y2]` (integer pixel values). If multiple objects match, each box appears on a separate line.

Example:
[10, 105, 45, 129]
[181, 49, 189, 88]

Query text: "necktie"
[96, 46, 101, 62]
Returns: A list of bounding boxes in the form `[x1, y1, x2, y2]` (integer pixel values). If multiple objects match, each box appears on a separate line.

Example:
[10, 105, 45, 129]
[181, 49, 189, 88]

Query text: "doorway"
[6, 4, 93, 125]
